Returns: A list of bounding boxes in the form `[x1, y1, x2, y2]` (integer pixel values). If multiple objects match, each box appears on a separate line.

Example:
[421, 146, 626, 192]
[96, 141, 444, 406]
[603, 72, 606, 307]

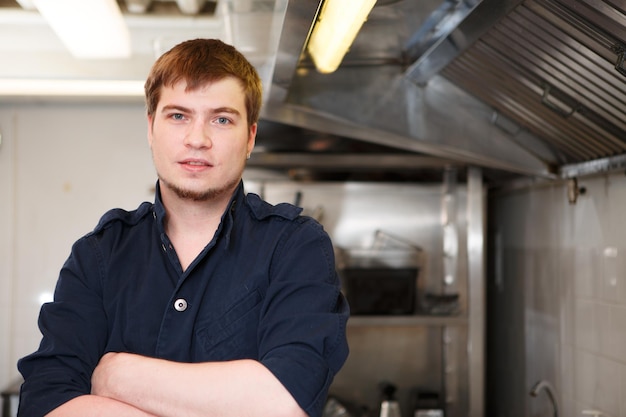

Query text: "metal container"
[415, 410, 444, 417]
[336, 230, 422, 315]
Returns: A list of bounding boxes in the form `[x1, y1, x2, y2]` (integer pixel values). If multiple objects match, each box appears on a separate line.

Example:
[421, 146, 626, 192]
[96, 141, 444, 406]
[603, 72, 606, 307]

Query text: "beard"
[159, 175, 240, 202]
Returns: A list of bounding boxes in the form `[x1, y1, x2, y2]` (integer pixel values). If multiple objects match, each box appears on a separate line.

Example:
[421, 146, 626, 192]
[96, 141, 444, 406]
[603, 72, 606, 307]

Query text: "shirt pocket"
[196, 289, 262, 360]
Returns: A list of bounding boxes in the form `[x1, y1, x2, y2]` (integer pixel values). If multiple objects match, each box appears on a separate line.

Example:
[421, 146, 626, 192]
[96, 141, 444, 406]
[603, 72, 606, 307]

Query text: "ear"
[147, 114, 154, 147]
[247, 123, 257, 155]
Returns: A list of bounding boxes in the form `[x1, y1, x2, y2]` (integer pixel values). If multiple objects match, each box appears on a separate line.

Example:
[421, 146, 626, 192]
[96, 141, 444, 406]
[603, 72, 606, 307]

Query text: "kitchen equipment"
[323, 397, 353, 417]
[412, 390, 444, 417]
[323, 396, 371, 417]
[415, 411, 444, 417]
[340, 266, 418, 315]
[422, 293, 459, 315]
[379, 383, 401, 417]
[336, 230, 422, 315]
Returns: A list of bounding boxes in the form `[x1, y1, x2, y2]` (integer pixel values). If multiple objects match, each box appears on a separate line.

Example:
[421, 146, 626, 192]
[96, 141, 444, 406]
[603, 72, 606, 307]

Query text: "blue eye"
[172, 113, 185, 120]
[216, 117, 230, 124]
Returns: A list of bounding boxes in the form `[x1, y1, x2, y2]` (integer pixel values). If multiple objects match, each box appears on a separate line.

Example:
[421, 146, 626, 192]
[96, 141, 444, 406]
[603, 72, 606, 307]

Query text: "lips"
[179, 158, 212, 170]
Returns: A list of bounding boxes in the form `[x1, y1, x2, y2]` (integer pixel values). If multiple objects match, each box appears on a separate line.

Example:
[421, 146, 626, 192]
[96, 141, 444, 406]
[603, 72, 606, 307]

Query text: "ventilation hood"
[262, 0, 626, 183]
[0, 0, 624, 184]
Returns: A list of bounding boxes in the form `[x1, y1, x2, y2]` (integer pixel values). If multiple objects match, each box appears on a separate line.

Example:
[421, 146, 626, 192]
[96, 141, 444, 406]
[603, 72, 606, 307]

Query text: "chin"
[162, 178, 238, 202]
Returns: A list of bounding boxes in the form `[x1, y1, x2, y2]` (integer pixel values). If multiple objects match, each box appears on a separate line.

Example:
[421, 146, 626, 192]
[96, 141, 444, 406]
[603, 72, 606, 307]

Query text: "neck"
[160, 186, 234, 236]
[159, 185, 236, 272]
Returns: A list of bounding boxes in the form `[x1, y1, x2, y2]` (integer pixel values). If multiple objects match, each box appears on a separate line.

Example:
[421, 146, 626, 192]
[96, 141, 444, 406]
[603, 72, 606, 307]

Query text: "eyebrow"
[161, 104, 192, 114]
[211, 107, 242, 117]
[160, 104, 241, 117]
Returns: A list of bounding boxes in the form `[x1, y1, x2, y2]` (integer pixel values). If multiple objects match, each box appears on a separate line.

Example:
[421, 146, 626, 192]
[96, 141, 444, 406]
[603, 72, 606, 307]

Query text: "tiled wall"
[489, 172, 626, 417]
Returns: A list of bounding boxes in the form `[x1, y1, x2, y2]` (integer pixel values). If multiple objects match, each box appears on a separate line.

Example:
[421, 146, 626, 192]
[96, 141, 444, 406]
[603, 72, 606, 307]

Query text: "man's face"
[148, 77, 256, 202]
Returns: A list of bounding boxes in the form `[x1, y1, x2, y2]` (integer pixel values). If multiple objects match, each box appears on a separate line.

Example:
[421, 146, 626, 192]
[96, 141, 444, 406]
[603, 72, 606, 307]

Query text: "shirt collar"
[221, 181, 244, 248]
[153, 181, 167, 233]
[152, 180, 244, 247]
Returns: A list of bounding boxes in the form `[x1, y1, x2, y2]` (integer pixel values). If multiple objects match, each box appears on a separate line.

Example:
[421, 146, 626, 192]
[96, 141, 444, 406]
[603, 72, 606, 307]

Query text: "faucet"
[530, 380, 559, 417]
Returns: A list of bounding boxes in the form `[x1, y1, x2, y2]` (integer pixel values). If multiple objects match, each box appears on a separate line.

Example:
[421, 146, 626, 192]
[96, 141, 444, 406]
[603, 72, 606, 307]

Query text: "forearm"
[45, 394, 158, 417]
[92, 353, 307, 417]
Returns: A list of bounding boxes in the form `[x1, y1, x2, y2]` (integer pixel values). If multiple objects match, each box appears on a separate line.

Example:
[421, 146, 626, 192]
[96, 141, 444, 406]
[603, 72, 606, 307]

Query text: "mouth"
[179, 159, 212, 170]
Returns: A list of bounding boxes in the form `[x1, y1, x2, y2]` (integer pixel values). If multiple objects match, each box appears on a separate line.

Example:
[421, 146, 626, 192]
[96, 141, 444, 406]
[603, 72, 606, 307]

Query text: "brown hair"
[144, 38, 263, 126]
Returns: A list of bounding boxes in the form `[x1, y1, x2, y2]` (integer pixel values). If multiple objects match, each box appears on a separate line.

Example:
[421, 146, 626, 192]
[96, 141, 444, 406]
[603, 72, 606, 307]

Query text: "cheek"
[149, 137, 171, 163]
[151, 127, 175, 150]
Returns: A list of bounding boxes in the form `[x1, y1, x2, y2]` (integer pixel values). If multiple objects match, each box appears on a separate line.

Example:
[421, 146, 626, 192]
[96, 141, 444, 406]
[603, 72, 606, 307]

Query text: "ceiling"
[0, 0, 625, 185]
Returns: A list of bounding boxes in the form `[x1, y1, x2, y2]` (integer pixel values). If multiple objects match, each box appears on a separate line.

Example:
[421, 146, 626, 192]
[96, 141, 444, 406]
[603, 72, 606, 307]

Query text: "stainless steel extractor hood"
[263, 0, 626, 182]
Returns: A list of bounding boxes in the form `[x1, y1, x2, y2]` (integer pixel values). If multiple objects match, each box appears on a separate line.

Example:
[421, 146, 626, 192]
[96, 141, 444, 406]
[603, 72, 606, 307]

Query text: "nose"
[183, 119, 212, 148]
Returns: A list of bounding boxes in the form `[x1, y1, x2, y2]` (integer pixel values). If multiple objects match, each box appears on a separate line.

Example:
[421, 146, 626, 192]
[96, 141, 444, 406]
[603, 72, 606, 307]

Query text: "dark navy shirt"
[17, 181, 349, 417]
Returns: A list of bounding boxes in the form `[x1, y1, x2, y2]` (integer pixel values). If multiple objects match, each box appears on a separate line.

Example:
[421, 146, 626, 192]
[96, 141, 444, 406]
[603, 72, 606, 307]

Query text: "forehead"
[159, 77, 246, 106]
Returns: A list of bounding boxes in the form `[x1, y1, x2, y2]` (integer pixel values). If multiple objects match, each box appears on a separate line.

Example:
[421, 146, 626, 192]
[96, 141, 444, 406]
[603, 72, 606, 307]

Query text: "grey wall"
[0, 102, 156, 396]
[488, 173, 626, 417]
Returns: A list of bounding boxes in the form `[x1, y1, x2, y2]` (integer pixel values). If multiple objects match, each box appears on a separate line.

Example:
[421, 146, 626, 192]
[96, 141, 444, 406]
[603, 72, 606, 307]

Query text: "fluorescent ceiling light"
[0, 79, 144, 97]
[32, 0, 131, 59]
[306, 0, 377, 74]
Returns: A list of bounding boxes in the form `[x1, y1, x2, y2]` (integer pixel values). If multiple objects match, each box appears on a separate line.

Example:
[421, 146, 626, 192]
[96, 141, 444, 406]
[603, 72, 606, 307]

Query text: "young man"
[17, 39, 349, 417]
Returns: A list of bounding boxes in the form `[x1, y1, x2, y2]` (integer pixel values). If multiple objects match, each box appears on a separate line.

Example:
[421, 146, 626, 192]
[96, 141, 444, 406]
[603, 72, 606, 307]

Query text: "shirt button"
[174, 298, 188, 312]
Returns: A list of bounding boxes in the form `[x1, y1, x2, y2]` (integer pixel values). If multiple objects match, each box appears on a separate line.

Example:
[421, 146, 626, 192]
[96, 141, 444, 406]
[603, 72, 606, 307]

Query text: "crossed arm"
[46, 353, 307, 417]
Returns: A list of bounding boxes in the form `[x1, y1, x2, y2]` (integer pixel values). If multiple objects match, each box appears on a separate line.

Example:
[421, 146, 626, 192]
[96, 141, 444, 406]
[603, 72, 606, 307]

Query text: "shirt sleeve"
[17, 234, 109, 417]
[257, 217, 350, 417]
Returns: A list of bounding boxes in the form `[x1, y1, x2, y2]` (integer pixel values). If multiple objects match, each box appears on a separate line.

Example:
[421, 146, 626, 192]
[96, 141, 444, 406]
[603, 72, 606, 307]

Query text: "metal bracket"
[614, 47, 626, 77]
[541, 83, 580, 118]
[567, 178, 579, 204]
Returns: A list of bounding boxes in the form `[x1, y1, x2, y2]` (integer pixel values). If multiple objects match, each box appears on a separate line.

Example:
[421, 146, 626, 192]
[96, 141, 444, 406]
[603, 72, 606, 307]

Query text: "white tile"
[574, 299, 601, 353]
[603, 305, 626, 362]
[605, 178, 626, 247]
[600, 247, 626, 304]
[596, 356, 621, 416]
[560, 249, 576, 345]
[575, 349, 596, 406]
[574, 349, 620, 416]
[620, 362, 626, 417]
[573, 248, 600, 299]
[561, 344, 574, 410]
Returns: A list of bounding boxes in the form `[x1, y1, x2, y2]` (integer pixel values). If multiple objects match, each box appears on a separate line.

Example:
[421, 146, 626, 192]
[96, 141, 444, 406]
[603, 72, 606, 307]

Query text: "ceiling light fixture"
[32, 0, 131, 59]
[306, 0, 377, 74]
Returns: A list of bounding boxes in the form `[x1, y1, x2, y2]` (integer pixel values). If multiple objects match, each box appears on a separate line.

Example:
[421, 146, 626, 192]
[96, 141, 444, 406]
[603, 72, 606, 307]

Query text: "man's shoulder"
[244, 192, 303, 221]
[91, 201, 154, 234]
